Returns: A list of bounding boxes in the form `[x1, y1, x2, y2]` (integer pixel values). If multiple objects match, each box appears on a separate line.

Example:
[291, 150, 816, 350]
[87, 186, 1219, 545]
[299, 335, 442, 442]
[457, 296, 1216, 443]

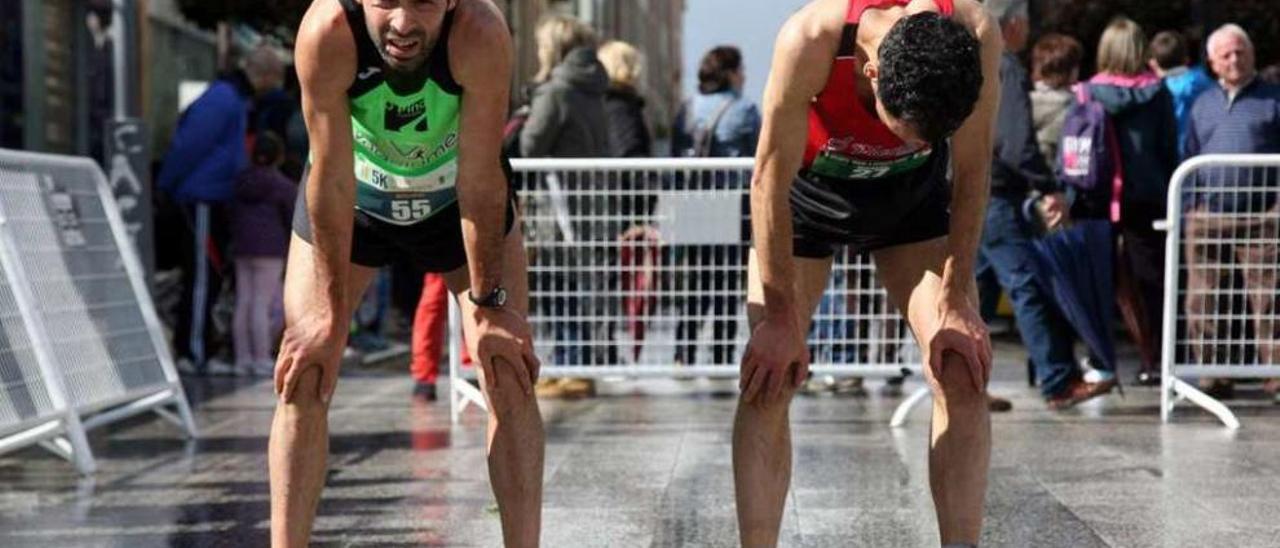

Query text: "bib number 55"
[391, 199, 432, 222]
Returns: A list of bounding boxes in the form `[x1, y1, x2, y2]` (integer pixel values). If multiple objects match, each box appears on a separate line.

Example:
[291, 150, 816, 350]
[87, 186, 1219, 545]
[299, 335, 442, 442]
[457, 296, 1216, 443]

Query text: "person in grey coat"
[519, 21, 609, 158]
[520, 15, 611, 397]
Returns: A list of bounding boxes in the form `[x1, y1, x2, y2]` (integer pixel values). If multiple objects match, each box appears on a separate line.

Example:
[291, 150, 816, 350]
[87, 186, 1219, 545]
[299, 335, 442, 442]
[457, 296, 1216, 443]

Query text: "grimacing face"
[1210, 34, 1256, 87]
[362, 0, 455, 73]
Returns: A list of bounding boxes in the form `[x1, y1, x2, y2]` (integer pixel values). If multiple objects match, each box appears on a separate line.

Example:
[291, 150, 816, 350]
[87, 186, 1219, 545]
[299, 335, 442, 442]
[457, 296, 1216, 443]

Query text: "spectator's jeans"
[811, 269, 854, 365]
[810, 267, 893, 366]
[978, 194, 1078, 397]
[1184, 207, 1280, 365]
[175, 202, 229, 367]
[674, 245, 743, 365]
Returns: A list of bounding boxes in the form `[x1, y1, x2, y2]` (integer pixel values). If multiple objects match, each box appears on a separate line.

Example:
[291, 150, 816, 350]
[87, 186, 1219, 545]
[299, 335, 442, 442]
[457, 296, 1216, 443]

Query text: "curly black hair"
[876, 12, 983, 143]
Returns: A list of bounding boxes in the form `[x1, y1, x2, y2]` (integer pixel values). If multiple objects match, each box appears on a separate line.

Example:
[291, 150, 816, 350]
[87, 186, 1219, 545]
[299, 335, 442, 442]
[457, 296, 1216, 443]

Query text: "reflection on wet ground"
[2, 341, 1279, 547]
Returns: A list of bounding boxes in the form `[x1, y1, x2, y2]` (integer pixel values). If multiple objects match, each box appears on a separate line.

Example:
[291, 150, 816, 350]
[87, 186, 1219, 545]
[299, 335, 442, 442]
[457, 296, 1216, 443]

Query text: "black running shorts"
[292, 165, 516, 273]
[790, 141, 952, 258]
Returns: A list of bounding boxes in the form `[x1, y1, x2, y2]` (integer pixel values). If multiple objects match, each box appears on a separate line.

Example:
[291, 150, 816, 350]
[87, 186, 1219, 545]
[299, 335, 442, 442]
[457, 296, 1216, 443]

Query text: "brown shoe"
[559, 378, 596, 399]
[987, 395, 1013, 413]
[535, 378, 567, 399]
[1047, 378, 1117, 410]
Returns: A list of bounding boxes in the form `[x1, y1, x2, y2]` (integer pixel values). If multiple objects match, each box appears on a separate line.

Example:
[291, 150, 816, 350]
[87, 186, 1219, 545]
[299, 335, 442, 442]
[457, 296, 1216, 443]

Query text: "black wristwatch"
[468, 286, 508, 309]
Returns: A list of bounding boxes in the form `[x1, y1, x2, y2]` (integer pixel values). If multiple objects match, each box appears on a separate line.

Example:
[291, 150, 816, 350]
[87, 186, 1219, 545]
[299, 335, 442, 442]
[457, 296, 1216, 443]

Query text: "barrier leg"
[1160, 365, 1175, 423]
[1170, 378, 1241, 429]
[449, 297, 462, 425]
[165, 387, 199, 439]
[890, 386, 931, 428]
[62, 413, 96, 475]
[81, 390, 174, 431]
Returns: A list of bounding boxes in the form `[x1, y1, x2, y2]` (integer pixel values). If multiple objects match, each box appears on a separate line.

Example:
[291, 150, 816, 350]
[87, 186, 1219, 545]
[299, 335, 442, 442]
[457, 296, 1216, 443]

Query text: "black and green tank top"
[337, 0, 461, 226]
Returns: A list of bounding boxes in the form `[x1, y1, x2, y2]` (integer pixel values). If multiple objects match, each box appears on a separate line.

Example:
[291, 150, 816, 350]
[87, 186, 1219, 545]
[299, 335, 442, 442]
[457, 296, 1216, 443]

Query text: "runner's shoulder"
[450, 0, 511, 51]
[296, 0, 357, 91]
[777, 0, 846, 52]
[949, 0, 998, 40]
[448, 0, 512, 86]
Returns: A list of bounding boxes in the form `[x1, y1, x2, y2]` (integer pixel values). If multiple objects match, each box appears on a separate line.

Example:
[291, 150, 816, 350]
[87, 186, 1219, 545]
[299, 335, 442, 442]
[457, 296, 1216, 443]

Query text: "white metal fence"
[451, 159, 926, 425]
[0, 149, 196, 473]
[1161, 154, 1280, 429]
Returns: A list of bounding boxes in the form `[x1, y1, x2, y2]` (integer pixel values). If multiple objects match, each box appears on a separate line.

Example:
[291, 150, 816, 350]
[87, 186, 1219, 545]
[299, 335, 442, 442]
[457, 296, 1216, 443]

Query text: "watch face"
[473, 286, 507, 308]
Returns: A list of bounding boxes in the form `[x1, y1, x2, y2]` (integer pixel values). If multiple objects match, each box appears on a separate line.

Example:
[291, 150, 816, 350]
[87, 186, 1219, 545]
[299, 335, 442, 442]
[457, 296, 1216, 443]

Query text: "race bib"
[808, 147, 933, 181]
[354, 155, 459, 225]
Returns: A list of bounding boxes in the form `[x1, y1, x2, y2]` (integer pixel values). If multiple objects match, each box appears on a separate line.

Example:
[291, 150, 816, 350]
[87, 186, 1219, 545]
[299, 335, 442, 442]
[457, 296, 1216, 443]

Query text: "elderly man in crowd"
[1184, 24, 1280, 401]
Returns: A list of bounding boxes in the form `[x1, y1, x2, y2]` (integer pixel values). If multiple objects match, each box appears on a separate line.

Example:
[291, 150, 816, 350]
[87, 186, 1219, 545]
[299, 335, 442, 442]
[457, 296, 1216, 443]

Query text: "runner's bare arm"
[451, 1, 514, 296]
[752, 7, 839, 318]
[295, 3, 358, 333]
[941, 0, 1002, 299]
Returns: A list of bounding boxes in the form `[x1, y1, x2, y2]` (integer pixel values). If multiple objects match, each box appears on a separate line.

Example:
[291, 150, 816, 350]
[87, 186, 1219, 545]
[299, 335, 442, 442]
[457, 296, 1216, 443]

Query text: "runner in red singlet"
[735, 1, 1001, 546]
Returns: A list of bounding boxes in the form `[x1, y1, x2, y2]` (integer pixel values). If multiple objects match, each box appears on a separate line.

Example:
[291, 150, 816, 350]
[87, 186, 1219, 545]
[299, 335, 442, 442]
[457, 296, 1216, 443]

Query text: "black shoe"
[1135, 370, 1161, 386]
[987, 394, 1014, 413]
[413, 382, 438, 402]
[1199, 379, 1235, 400]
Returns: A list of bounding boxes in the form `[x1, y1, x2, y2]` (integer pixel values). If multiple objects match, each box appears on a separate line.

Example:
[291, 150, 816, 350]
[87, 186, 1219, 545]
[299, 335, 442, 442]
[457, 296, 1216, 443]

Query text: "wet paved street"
[2, 340, 1280, 547]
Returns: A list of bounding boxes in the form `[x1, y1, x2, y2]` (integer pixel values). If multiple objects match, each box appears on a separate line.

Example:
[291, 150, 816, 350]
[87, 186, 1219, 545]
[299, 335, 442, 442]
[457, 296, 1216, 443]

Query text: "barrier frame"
[0, 149, 197, 473]
[1160, 154, 1280, 429]
[0, 209, 97, 473]
[450, 158, 930, 427]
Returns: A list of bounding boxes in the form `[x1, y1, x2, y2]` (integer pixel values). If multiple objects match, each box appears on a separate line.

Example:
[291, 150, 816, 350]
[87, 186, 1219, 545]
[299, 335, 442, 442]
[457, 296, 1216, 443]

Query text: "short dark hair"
[253, 132, 284, 167]
[877, 13, 983, 143]
[1031, 33, 1083, 89]
[1149, 30, 1188, 71]
[698, 46, 743, 95]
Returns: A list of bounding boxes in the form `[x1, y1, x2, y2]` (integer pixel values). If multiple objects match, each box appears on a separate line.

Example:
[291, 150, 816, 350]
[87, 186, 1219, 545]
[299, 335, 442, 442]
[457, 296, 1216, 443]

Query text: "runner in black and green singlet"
[330, 0, 466, 226]
[271, 2, 543, 546]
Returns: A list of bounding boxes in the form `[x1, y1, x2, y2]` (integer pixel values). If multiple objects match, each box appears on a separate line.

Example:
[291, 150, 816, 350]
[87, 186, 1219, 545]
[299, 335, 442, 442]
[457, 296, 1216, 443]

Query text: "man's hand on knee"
[926, 299, 992, 395]
[275, 313, 347, 404]
[741, 314, 809, 404]
[472, 308, 539, 396]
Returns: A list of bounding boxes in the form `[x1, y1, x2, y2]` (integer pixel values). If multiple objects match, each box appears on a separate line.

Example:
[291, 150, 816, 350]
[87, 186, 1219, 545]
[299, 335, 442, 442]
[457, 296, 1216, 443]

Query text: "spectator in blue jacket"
[672, 46, 760, 159]
[1183, 24, 1280, 401]
[1147, 30, 1215, 158]
[158, 46, 283, 375]
[669, 45, 760, 371]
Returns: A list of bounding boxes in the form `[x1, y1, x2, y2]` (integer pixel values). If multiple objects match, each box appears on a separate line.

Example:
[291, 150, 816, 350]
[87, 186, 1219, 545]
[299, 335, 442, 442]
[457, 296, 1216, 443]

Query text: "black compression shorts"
[790, 141, 952, 258]
[292, 164, 516, 273]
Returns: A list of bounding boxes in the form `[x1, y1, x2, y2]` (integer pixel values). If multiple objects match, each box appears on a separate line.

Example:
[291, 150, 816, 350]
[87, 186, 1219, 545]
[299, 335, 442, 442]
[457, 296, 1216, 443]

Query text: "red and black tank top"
[802, 0, 955, 181]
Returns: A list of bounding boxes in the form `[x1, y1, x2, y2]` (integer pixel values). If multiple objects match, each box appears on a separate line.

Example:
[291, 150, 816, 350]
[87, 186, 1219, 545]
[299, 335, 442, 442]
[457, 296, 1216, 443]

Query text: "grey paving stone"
[0, 352, 1278, 547]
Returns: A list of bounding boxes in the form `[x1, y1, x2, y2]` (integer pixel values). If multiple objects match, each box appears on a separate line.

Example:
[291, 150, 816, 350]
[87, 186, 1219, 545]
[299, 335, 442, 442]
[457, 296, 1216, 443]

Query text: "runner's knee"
[737, 386, 796, 415]
[280, 367, 329, 418]
[933, 351, 984, 409]
[484, 368, 537, 419]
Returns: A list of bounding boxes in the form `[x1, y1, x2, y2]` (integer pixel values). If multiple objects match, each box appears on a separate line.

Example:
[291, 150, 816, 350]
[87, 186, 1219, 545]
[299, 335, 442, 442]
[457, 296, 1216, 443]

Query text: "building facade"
[0, 0, 216, 162]
[0, 0, 102, 156]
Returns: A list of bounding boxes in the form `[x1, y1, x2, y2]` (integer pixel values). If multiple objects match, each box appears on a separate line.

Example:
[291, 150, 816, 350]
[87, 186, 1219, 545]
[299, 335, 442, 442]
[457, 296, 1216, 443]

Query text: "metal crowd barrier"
[0, 149, 196, 473]
[1160, 154, 1280, 429]
[450, 158, 927, 426]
